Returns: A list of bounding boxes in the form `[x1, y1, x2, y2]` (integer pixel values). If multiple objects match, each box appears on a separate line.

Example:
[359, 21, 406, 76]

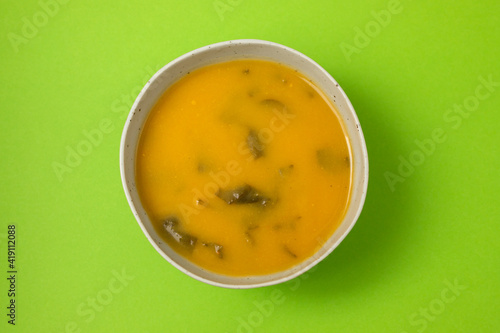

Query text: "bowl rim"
[120, 39, 369, 289]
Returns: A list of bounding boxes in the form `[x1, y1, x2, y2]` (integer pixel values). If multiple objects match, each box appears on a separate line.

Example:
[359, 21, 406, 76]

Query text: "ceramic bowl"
[120, 39, 368, 288]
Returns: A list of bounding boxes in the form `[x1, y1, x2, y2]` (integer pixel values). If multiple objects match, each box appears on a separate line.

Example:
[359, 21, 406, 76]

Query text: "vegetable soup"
[136, 59, 352, 276]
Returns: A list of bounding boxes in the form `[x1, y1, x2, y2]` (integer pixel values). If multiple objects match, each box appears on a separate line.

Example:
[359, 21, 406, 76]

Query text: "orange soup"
[136, 59, 352, 276]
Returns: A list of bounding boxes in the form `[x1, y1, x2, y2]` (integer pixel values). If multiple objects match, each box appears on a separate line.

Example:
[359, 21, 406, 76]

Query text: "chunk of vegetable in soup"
[136, 60, 352, 276]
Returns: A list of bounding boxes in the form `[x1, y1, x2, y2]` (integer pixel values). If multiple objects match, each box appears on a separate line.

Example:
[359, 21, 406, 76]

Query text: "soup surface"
[136, 59, 352, 276]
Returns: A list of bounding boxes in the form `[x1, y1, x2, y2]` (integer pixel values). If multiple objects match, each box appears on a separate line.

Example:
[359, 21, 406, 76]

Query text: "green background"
[1, 0, 499, 332]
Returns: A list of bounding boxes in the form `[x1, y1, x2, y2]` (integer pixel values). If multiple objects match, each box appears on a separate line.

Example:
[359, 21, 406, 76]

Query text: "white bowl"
[120, 39, 368, 289]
